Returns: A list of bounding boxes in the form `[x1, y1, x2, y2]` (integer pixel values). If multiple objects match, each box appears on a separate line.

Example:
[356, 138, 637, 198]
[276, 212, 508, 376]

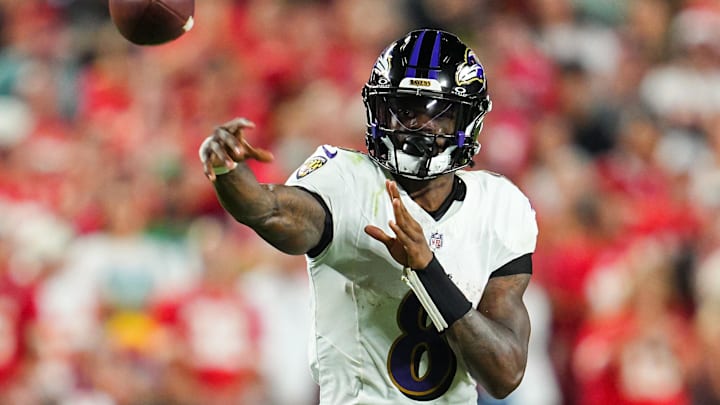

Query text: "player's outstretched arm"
[199, 118, 327, 255]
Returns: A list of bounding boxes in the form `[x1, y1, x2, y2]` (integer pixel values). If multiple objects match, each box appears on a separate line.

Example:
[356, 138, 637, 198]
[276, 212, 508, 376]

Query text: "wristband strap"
[402, 255, 472, 332]
[212, 163, 236, 176]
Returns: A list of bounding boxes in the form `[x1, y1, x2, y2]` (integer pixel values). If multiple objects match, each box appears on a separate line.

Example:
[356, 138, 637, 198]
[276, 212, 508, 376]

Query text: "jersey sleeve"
[284, 145, 349, 198]
[489, 178, 538, 272]
[284, 145, 353, 259]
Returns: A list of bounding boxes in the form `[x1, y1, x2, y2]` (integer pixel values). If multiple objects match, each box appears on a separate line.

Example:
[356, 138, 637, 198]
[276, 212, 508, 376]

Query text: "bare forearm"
[213, 165, 325, 255]
[213, 164, 277, 227]
[198, 118, 325, 254]
[446, 309, 529, 398]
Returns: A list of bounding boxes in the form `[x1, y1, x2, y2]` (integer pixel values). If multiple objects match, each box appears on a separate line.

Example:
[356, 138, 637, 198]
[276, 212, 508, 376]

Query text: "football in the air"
[108, 0, 195, 45]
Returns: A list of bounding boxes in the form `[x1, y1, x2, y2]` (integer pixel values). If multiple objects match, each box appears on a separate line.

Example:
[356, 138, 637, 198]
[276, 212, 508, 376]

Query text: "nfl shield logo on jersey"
[429, 232, 443, 251]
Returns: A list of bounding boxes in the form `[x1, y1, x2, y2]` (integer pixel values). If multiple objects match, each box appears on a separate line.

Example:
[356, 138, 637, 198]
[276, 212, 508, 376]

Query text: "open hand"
[198, 117, 274, 181]
[364, 180, 433, 269]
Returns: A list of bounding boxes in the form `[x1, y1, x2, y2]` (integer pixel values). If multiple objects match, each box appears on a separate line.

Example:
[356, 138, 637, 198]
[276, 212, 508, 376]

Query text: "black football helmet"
[363, 29, 492, 179]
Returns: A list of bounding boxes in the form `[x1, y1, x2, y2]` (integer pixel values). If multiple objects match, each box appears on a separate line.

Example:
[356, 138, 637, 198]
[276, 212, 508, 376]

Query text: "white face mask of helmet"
[376, 95, 487, 178]
[363, 29, 492, 179]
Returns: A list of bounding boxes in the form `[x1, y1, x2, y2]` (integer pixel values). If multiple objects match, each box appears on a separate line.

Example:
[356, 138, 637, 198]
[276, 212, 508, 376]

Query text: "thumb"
[364, 225, 393, 247]
[242, 138, 274, 162]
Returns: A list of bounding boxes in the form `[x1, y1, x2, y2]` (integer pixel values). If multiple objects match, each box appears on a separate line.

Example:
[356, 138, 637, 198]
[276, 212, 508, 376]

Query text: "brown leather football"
[109, 0, 194, 45]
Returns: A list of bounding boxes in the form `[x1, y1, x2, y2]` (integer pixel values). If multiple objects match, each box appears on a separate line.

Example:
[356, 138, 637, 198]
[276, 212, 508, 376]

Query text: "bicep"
[253, 184, 330, 255]
[444, 261, 533, 395]
[477, 272, 532, 345]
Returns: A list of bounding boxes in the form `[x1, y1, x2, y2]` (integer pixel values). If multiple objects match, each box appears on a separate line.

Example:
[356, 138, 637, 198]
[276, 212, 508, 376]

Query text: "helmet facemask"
[365, 92, 490, 179]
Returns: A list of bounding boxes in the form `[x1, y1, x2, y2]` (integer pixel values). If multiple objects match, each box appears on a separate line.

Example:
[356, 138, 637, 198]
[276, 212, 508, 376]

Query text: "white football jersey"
[285, 145, 538, 405]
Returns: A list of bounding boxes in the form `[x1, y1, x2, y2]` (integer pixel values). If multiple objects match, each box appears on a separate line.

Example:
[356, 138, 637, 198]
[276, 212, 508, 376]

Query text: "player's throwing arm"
[198, 118, 327, 255]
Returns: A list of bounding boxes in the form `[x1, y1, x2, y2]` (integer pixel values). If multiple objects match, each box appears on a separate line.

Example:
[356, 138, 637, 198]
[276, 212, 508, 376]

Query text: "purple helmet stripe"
[428, 32, 441, 79]
[405, 30, 426, 78]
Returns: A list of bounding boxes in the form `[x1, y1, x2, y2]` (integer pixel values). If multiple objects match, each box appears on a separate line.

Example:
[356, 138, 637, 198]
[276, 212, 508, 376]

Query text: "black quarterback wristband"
[412, 255, 473, 330]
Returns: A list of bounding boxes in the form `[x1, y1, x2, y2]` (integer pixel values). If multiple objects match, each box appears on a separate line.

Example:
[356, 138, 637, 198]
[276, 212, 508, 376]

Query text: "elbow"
[254, 218, 316, 256]
[478, 364, 525, 399]
[487, 382, 520, 399]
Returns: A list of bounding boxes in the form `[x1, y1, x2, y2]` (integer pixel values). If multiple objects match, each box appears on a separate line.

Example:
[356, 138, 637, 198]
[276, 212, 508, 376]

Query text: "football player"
[199, 29, 538, 404]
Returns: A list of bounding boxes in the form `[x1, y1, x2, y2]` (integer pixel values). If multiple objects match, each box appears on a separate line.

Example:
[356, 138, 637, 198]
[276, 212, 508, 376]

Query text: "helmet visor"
[383, 95, 460, 136]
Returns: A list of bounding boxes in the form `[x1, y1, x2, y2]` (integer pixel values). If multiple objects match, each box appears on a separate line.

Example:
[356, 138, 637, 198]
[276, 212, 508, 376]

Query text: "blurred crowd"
[1, 0, 720, 404]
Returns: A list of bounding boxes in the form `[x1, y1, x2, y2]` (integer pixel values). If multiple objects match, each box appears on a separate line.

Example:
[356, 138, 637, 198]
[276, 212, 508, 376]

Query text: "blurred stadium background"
[1, 0, 719, 404]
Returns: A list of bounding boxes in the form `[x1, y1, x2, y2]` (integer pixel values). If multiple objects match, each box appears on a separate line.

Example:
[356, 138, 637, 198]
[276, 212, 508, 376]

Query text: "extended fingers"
[200, 139, 217, 181]
[386, 179, 401, 200]
[388, 220, 408, 244]
[220, 117, 255, 134]
[213, 117, 257, 161]
[389, 216, 424, 246]
[200, 125, 244, 168]
[216, 118, 273, 162]
[385, 181, 426, 243]
[211, 134, 238, 167]
[216, 127, 244, 160]
[215, 126, 273, 162]
[199, 117, 276, 181]
[199, 137, 226, 181]
[386, 181, 414, 226]
[381, 181, 433, 268]
[241, 137, 274, 162]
